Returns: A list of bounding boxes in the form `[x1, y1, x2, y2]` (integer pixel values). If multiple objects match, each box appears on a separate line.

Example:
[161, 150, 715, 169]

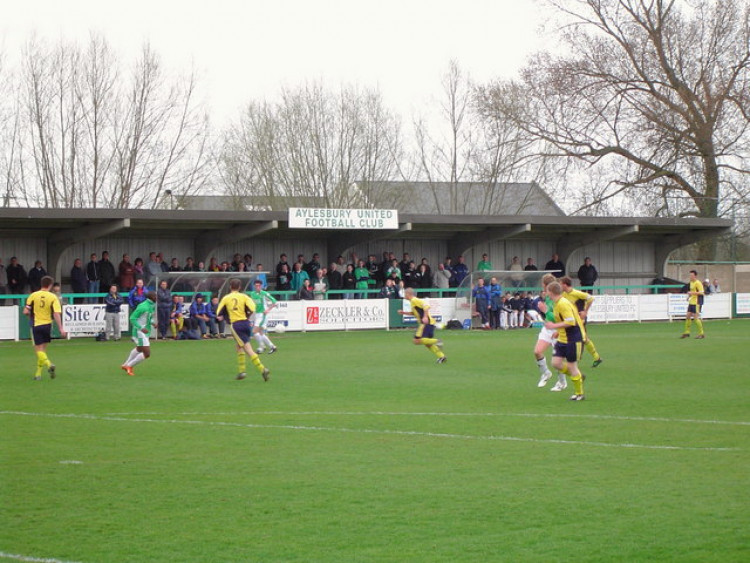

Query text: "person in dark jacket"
[156, 280, 172, 339]
[6, 257, 27, 294]
[98, 251, 117, 289]
[104, 284, 124, 340]
[28, 261, 48, 293]
[544, 253, 565, 278]
[70, 258, 88, 303]
[85, 253, 100, 303]
[577, 257, 599, 293]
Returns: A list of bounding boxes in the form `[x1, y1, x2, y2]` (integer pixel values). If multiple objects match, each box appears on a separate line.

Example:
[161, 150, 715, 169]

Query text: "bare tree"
[220, 82, 406, 209]
[10, 36, 214, 208]
[478, 0, 750, 252]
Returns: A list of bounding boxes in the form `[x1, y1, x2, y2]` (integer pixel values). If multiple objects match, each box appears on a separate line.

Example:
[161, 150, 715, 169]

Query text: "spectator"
[169, 258, 181, 272]
[298, 278, 314, 300]
[156, 280, 172, 340]
[709, 278, 721, 293]
[434, 263, 451, 294]
[420, 258, 432, 280]
[158, 252, 170, 273]
[452, 255, 469, 287]
[354, 259, 370, 299]
[104, 284, 124, 341]
[118, 254, 135, 291]
[313, 269, 328, 300]
[379, 278, 397, 299]
[6, 256, 27, 295]
[70, 258, 88, 303]
[146, 252, 161, 283]
[129, 279, 147, 309]
[524, 257, 538, 271]
[189, 294, 211, 338]
[305, 253, 322, 279]
[544, 253, 565, 278]
[327, 263, 343, 299]
[386, 259, 402, 282]
[472, 278, 491, 329]
[291, 262, 309, 294]
[99, 251, 117, 290]
[133, 257, 146, 285]
[276, 263, 292, 294]
[0, 258, 7, 303]
[243, 253, 253, 271]
[208, 257, 220, 272]
[577, 257, 599, 292]
[276, 254, 290, 278]
[477, 253, 493, 272]
[253, 264, 267, 289]
[208, 296, 226, 338]
[230, 253, 243, 272]
[509, 256, 524, 288]
[184, 257, 199, 272]
[28, 260, 48, 293]
[85, 253, 100, 303]
[489, 277, 503, 329]
[366, 254, 380, 290]
[342, 264, 356, 299]
[399, 253, 412, 277]
[415, 263, 433, 297]
[402, 261, 418, 288]
[170, 295, 186, 338]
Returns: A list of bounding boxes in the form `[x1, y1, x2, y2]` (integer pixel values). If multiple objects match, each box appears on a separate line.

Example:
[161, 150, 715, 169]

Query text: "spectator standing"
[298, 278, 314, 300]
[129, 279, 147, 309]
[402, 261, 418, 289]
[275, 254, 290, 278]
[70, 258, 87, 303]
[386, 259, 402, 283]
[577, 257, 599, 292]
[184, 257, 199, 272]
[104, 284, 124, 341]
[509, 256, 524, 288]
[452, 255, 469, 288]
[473, 278, 491, 329]
[7, 256, 27, 295]
[488, 277, 503, 329]
[342, 264, 356, 299]
[354, 259, 370, 299]
[156, 280, 172, 340]
[399, 253, 412, 278]
[253, 264, 268, 289]
[276, 263, 292, 294]
[118, 254, 135, 291]
[379, 278, 397, 299]
[524, 257, 538, 271]
[327, 263, 342, 299]
[415, 263, 432, 297]
[434, 263, 451, 295]
[477, 253, 493, 272]
[99, 251, 117, 290]
[28, 261, 48, 293]
[709, 278, 721, 293]
[133, 258, 146, 285]
[544, 253, 565, 278]
[85, 253, 100, 303]
[313, 269, 328, 300]
[291, 262, 309, 294]
[146, 252, 161, 284]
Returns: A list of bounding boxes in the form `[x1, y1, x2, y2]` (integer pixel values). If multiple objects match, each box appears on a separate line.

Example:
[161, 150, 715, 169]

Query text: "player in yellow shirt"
[545, 281, 587, 401]
[215, 279, 270, 381]
[23, 275, 67, 380]
[561, 276, 603, 368]
[681, 270, 705, 339]
[397, 287, 446, 363]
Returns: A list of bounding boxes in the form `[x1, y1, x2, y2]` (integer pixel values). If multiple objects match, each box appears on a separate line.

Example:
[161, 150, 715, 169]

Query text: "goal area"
[453, 269, 556, 326]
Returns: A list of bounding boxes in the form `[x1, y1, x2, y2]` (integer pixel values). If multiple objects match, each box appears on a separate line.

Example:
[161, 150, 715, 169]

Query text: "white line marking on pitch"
[101, 411, 750, 426]
[1, 411, 739, 451]
[0, 552, 83, 563]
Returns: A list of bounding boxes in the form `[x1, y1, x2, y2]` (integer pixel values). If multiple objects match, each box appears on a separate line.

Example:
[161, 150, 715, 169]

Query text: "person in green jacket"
[354, 259, 370, 299]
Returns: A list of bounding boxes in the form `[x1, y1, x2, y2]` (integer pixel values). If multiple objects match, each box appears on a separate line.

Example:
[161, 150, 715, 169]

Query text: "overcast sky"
[2, 0, 548, 126]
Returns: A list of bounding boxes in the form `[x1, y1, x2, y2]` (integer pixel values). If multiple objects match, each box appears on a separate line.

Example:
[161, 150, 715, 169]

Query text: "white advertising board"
[400, 298, 449, 325]
[302, 300, 388, 331]
[0, 306, 19, 340]
[587, 294, 639, 323]
[737, 293, 750, 315]
[63, 304, 130, 337]
[288, 208, 399, 230]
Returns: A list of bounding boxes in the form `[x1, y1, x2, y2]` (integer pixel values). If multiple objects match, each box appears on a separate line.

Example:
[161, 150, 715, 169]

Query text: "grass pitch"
[2, 321, 749, 562]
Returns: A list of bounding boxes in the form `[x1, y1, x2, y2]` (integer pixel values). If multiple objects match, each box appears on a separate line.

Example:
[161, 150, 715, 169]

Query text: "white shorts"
[537, 326, 557, 345]
[132, 330, 151, 348]
[255, 313, 267, 329]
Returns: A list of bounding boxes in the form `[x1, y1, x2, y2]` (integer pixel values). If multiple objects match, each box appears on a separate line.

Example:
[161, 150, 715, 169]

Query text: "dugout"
[0, 206, 731, 296]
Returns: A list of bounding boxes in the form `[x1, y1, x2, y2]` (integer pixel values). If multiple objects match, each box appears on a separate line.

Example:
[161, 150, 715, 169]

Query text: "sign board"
[63, 304, 130, 336]
[288, 208, 399, 230]
[737, 293, 750, 315]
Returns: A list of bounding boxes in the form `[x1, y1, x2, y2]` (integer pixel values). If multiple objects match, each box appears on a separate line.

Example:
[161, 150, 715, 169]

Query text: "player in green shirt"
[121, 291, 156, 376]
[249, 279, 278, 353]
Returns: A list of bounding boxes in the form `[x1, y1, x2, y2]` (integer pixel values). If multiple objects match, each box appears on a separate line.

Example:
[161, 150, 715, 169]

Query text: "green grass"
[2, 321, 749, 562]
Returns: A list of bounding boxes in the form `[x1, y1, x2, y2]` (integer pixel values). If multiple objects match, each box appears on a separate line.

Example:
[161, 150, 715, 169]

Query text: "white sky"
[2, 0, 548, 126]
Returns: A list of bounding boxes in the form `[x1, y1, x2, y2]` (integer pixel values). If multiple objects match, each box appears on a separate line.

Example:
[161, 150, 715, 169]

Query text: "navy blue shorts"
[687, 304, 701, 314]
[554, 340, 582, 363]
[230, 320, 253, 345]
[32, 324, 52, 346]
[415, 323, 435, 340]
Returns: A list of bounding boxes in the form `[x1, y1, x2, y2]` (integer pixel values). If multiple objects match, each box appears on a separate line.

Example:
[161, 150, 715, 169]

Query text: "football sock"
[429, 345, 445, 359]
[125, 348, 139, 365]
[536, 357, 548, 375]
[695, 318, 704, 335]
[254, 334, 264, 347]
[130, 352, 145, 367]
[237, 352, 246, 373]
[683, 318, 692, 334]
[170, 323, 177, 338]
[250, 353, 265, 373]
[35, 352, 45, 377]
[585, 339, 600, 361]
[263, 335, 274, 348]
[571, 373, 584, 395]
